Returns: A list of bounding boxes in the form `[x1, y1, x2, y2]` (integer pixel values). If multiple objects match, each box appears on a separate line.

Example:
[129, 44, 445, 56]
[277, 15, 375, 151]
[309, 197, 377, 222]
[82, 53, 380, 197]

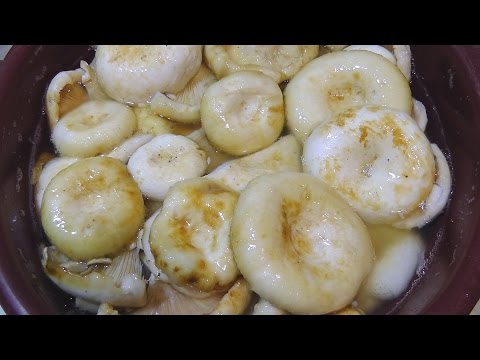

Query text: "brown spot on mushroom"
[392, 127, 408, 148]
[328, 85, 350, 102]
[281, 197, 313, 259]
[335, 108, 358, 127]
[294, 237, 312, 255]
[31, 152, 55, 186]
[323, 159, 341, 184]
[381, 114, 409, 150]
[157, 259, 169, 270]
[335, 118, 346, 127]
[58, 82, 88, 118]
[184, 182, 235, 230]
[186, 275, 199, 285]
[367, 105, 382, 113]
[169, 215, 194, 250]
[281, 198, 299, 241]
[269, 104, 284, 116]
[203, 206, 221, 228]
[359, 125, 369, 147]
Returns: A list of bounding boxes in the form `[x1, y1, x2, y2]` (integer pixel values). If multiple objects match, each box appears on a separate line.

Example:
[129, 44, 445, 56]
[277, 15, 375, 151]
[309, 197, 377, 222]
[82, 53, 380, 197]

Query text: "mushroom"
[42, 246, 147, 309]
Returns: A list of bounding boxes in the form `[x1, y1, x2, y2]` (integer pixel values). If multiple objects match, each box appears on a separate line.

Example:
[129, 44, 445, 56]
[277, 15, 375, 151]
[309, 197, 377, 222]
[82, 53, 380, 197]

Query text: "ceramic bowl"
[1, 45, 479, 314]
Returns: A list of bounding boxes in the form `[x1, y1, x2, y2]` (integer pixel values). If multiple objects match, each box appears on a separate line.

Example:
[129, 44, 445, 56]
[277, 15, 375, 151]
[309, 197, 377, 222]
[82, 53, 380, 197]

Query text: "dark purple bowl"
[1, 45, 480, 315]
